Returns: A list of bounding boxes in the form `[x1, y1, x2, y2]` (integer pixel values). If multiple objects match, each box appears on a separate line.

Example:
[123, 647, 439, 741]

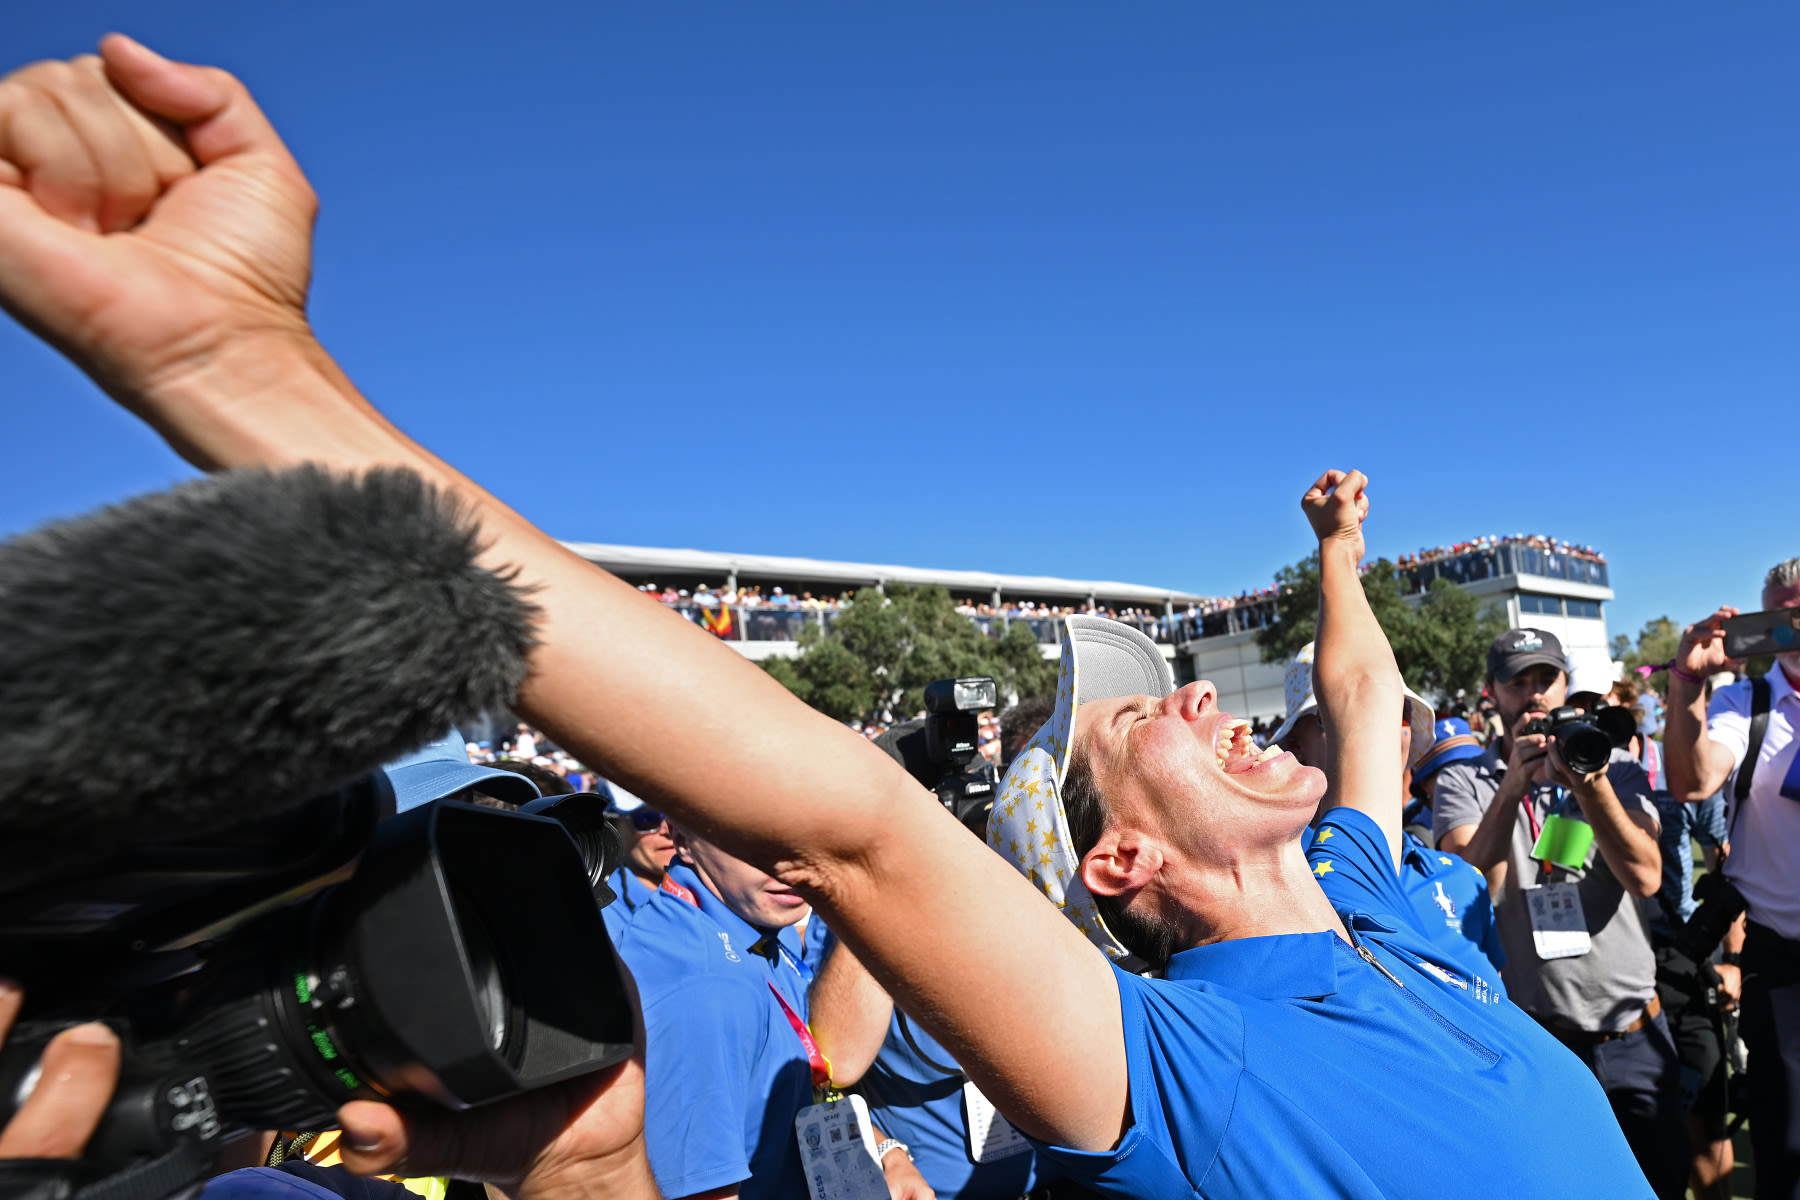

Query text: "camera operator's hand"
[0, 980, 121, 1160]
[1676, 607, 1741, 681]
[335, 966, 658, 1200]
[337, 1058, 655, 1200]
[1302, 469, 1369, 564]
[1504, 709, 1551, 787]
[1716, 962, 1742, 1012]
[0, 36, 317, 449]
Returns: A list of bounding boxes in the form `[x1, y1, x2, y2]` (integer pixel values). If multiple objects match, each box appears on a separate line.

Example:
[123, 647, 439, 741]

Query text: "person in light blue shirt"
[612, 832, 817, 1200]
[598, 782, 677, 941]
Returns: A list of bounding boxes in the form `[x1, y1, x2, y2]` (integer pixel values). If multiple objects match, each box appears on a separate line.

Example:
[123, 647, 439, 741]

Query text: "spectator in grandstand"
[1664, 558, 1800, 1200]
[1434, 629, 1681, 1197]
[2, 46, 1657, 1198]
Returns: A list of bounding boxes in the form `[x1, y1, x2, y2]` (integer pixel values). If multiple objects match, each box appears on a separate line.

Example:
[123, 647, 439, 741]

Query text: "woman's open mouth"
[1215, 718, 1283, 775]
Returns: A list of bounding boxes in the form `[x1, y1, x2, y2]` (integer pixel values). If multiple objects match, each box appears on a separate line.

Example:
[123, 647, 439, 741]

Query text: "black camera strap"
[1724, 675, 1772, 868]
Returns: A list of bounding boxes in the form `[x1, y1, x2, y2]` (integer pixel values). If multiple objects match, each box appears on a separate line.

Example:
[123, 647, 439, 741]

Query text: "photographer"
[1434, 629, 1683, 1198]
[1664, 557, 1800, 1200]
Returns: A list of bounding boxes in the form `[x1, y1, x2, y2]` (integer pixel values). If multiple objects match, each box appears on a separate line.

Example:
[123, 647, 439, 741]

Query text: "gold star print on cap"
[986, 621, 1133, 965]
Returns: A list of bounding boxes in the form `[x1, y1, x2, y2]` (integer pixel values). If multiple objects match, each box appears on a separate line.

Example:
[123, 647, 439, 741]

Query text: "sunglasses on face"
[629, 809, 666, 832]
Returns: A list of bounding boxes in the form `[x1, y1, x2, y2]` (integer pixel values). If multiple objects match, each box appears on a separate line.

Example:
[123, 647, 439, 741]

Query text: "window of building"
[1519, 593, 1563, 616]
[1566, 598, 1602, 620]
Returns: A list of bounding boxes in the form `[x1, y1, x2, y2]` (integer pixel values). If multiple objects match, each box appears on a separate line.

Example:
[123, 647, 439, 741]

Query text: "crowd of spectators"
[1398, 534, 1607, 570]
[635, 581, 850, 609]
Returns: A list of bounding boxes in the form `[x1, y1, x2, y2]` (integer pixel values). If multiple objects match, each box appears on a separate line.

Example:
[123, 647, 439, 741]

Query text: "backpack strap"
[1726, 675, 1772, 852]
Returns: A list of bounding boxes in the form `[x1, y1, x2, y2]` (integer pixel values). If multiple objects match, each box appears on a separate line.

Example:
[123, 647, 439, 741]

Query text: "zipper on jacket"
[1342, 923, 1500, 1067]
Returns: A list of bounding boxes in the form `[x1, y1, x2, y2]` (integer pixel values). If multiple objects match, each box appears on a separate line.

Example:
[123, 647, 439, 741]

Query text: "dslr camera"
[1521, 704, 1635, 777]
[923, 677, 1002, 823]
[872, 678, 1001, 827]
[1676, 870, 1750, 965]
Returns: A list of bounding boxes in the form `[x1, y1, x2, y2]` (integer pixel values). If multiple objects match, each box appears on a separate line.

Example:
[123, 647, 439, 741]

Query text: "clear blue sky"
[4, 4, 1796, 643]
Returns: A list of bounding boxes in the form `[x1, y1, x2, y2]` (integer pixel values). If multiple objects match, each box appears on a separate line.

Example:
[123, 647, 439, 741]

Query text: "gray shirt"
[1433, 745, 1660, 1032]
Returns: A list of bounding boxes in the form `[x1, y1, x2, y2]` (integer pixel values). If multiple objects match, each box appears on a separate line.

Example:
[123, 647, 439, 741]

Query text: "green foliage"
[761, 583, 1059, 722]
[1257, 552, 1506, 703]
[1616, 616, 1682, 696]
[1407, 577, 1511, 701]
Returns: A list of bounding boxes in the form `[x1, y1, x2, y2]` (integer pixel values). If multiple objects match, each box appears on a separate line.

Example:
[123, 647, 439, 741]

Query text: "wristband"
[1721, 951, 1742, 967]
[874, 1138, 911, 1164]
[1670, 665, 1707, 686]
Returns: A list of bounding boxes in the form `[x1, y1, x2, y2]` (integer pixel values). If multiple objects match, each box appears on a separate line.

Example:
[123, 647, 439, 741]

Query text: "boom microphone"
[0, 464, 540, 888]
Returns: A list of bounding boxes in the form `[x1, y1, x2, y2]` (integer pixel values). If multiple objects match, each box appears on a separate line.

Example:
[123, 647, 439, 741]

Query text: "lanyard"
[659, 874, 698, 906]
[766, 981, 833, 1091]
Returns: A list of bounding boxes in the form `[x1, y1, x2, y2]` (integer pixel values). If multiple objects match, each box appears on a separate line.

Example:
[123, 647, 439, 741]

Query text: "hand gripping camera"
[1521, 705, 1636, 777]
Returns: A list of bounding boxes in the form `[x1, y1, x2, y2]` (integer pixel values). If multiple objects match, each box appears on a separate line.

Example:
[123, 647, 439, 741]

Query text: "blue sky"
[3, 4, 1796, 643]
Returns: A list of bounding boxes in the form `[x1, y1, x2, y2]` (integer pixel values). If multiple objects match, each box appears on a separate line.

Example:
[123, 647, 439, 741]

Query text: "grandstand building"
[563, 538, 1615, 725]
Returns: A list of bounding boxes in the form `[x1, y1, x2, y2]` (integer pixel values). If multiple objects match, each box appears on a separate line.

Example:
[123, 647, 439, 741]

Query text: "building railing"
[667, 603, 1179, 646]
[1400, 545, 1609, 594]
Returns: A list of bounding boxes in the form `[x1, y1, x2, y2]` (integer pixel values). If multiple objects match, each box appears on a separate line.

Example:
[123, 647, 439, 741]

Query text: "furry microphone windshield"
[0, 465, 540, 881]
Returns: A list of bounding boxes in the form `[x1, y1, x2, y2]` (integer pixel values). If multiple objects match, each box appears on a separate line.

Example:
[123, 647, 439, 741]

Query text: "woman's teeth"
[1215, 719, 1286, 772]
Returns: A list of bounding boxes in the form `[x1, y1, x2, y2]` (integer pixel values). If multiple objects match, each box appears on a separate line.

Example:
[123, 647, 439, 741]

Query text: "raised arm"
[1302, 470, 1404, 868]
[0, 40, 1128, 1155]
[1664, 608, 1743, 802]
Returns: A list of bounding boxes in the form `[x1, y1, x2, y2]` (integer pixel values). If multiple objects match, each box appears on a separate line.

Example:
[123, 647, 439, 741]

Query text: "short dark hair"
[1061, 746, 1181, 970]
[490, 757, 575, 796]
[999, 697, 1056, 768]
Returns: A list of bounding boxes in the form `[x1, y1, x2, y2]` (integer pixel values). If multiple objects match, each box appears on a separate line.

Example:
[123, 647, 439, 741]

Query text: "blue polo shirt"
[1038, 809, 1650, 1199]
[614, 864, 814, 1200]
[601, 865, 660, 941]
[1303, 816, 1505, 992]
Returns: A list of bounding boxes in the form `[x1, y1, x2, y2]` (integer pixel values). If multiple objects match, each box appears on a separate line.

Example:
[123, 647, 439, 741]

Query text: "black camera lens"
[133, 801, 635, 1132]
[1548, 713, 1613, 776]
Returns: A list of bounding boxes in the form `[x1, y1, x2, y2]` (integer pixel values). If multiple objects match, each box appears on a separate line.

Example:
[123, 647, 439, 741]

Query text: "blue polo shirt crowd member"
[1272, 646, 1504, 988]
[612, 828, 819, 1200]
[597, 781, 679, 941]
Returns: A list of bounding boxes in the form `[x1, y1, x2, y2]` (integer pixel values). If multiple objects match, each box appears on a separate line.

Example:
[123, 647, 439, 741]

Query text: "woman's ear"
[1080, 827, 1163, 898]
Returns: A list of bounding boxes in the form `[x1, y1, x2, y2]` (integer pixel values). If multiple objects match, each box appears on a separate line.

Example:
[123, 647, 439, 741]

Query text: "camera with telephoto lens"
[1521, 704, 1634, 776]
[1676, 870, 1750, 964]
[0, 779, 632, 1194]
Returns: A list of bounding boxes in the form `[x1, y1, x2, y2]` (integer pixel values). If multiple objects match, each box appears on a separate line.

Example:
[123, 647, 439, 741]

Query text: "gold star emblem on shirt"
[1439, 855, 1453, 866]
[1316, 827, 1334, 842]
[1314, 860, 1335, 877]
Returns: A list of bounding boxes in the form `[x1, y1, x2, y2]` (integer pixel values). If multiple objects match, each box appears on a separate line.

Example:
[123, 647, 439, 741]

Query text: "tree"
[761, 583, 1059, 723]
[1616, 616, 1682, 696]
[1406, 577, 1510, 702]
[1257, 553, 1506, 704]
